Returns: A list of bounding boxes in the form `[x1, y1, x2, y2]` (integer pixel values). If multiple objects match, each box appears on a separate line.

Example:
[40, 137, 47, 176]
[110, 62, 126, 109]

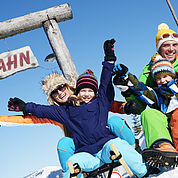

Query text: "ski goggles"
[158, 33, 178, 41]
[51, 84, 67, 97]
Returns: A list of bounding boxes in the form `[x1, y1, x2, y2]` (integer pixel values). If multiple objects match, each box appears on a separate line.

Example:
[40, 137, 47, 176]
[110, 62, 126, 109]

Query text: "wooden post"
[43, 20, 78, 81]
[166, 0, 178, 27]
[0, 3, 78, 80]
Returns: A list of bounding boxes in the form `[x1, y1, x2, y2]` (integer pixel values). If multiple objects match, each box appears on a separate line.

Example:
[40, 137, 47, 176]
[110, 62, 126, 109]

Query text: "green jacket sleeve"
[172, 55, 178, 73]
[138, 64, 154, 86]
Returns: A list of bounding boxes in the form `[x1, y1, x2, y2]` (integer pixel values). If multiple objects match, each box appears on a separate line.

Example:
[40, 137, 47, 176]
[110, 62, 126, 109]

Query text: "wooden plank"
[0, 46, 39, 79]
[0, 3, 73, 39]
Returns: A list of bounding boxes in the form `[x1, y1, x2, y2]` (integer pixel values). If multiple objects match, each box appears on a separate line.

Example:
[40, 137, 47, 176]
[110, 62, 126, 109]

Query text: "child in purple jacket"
[8, 39, 147, 178]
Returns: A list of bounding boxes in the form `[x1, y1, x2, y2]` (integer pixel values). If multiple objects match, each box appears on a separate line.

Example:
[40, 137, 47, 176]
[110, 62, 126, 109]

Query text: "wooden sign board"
[0, 46, 39, 79]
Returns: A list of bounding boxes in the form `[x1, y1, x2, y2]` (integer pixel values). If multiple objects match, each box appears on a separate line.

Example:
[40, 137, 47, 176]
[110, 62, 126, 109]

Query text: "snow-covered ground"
[24, 166, 62, 178]
[23, 165, 178, 178]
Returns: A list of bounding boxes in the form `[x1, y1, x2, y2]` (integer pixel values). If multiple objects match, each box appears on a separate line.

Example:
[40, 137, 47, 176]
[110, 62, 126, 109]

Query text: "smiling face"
[155, 74, 173, 85]
[159, 40, 178, 62]
[78, 88, 95, 103]
[51, 84, 71, 103]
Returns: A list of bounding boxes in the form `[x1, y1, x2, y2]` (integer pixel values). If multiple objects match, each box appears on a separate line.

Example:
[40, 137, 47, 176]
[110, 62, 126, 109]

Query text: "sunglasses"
[158, 33, 178, 41]
[51, 84, 67, 97]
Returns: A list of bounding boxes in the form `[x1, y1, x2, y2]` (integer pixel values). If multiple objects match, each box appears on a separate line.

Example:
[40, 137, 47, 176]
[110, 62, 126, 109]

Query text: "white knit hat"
[156, 23, 178, 51]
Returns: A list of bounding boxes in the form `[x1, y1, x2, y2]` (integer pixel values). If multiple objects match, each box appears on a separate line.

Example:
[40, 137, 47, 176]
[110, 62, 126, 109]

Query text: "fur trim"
[41, 73, 76, 105]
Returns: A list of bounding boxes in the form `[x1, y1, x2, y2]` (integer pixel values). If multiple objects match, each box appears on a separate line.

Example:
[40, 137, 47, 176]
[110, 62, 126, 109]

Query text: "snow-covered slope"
[24, 166, 63, 178]
[23, 165, 178, 178]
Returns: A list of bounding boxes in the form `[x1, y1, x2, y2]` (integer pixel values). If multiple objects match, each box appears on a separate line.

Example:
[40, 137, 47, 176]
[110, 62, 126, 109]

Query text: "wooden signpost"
[0, 46, 39, 79]
[0, 3, 78, 80]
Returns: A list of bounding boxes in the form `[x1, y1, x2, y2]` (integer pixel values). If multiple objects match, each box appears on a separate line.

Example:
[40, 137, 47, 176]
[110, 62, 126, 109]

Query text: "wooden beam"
[43, 19, 78, 81]
[0, 3, 73, 39]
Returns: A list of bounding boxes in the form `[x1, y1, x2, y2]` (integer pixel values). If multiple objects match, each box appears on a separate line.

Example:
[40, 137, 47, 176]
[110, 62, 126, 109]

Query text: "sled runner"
[110, 144, 134, 177]
[68, 143, 135, 178]
[68, 160, 121, 178]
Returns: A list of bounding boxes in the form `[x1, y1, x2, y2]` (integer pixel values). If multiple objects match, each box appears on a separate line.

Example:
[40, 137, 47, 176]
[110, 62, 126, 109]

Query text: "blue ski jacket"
[26, 61, 116, 155]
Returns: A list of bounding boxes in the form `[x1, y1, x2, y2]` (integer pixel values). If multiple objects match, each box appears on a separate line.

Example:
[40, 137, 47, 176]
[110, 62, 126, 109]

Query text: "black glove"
[8, 97, 27, 116]
[113, 75, 128, 86]
[113, 75, 132, 97]
[104, 39, 116, 62]
[124, 100, 141, 115]
[113, 64, 129, 77]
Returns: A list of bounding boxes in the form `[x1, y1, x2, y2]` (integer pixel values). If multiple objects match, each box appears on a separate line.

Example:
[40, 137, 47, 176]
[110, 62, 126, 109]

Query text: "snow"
[24, 166, 63, 178]
[23, 165, 178, 178]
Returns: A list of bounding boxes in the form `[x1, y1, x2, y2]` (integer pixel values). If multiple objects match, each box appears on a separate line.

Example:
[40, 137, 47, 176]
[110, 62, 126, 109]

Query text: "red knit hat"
[76, 69, 98, 95]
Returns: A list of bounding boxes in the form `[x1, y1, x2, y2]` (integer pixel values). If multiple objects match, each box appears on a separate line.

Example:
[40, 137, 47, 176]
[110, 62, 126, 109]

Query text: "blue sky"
[0, 0, 178, 177]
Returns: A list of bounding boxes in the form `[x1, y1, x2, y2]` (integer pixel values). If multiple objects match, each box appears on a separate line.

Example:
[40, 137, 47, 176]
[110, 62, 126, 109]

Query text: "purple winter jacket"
[26, 61, 116, 155]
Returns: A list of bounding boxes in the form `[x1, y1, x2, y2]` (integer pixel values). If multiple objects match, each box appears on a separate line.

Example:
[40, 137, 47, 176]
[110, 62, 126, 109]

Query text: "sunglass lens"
[51, 90, 57, 96]
[162, 33, 170, 38]
[57, 84, 66, 91]
[173, 33, 178, 38]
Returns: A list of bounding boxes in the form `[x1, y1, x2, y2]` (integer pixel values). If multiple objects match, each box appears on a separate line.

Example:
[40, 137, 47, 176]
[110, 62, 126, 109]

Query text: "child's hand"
[8, 97, 27, 116]
[104, 39, 116, 62]
[124, 100, 141, 115]
[113, 64, 129, 77]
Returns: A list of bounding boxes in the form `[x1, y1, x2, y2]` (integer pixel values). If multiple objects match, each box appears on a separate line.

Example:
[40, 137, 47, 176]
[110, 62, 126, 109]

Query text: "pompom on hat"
[75, 69, 98, 95]
[42, 72, 76, 105]
[151, 54, 176, 80]
[151, 53, 163, 63]
[156, 23, 178, 51]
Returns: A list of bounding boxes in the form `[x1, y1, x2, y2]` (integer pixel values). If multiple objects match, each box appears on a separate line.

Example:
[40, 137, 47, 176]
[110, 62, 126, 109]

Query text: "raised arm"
[113, 64, 159, 114]
[98, 39, 116, 107]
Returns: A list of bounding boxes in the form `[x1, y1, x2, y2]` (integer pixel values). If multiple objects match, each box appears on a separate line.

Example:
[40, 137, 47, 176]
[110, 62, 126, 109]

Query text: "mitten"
[113, 73, 129, 91]
[104, 39, 116, 62]
[113, 64, 129, 77]
[113, 75, 128, 87]
[113, 75, 132, 97]
[8, 97, 27, 116]
[124, 100, 141, 115]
